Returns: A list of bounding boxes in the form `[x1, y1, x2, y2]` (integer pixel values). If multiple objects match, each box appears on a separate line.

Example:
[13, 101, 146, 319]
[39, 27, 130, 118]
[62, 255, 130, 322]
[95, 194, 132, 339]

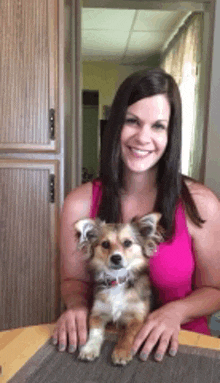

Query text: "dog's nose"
[110, 254, 122, 265]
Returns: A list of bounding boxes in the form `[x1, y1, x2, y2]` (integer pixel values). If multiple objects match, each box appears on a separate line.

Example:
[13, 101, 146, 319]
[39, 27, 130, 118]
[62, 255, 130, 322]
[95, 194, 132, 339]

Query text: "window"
[161, 13, 203, 178]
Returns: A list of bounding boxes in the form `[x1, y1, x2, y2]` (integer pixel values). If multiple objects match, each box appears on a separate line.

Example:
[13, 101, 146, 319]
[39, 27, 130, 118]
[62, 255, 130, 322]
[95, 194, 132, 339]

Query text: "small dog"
[75, 213, 163, 365]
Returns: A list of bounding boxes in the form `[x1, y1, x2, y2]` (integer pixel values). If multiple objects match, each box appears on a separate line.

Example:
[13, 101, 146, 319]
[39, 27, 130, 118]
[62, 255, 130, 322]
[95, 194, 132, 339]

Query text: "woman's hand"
[132, 302, 182, 362]
[52, 307, 89, 353]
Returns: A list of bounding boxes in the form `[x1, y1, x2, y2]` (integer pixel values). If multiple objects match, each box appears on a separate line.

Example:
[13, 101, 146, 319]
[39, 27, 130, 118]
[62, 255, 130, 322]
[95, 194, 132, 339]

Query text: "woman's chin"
[124, 160, 155, 174]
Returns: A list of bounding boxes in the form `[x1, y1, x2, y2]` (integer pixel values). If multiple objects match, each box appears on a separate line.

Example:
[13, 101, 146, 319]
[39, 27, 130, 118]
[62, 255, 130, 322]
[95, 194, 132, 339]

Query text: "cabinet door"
[0, 160, 60, 330]
[0, 0, 58, 151]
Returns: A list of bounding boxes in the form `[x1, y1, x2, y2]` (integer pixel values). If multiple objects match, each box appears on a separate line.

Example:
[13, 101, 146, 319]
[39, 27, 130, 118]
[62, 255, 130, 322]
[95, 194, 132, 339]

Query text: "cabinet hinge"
[49, 109, 55, 140]
[49, 174, 55, 203]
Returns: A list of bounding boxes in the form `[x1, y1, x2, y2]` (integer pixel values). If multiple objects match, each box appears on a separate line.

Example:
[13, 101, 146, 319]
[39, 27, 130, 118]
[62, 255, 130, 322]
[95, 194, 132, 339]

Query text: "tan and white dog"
[75, 213, 163, 365]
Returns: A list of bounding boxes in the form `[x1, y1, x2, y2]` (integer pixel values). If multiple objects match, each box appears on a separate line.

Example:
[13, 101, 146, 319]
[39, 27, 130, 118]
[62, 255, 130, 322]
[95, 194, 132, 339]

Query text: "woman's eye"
[101, 240, 110, 249]
[123, 239, 132, 248]
[153, 123, 166, 130]
[125, 118, 138, 125]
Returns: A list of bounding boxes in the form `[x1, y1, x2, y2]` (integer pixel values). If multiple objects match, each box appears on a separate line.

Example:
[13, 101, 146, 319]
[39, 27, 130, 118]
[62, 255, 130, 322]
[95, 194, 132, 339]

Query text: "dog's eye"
[101, 240, 110, 249]
[123, 239, 132, 248]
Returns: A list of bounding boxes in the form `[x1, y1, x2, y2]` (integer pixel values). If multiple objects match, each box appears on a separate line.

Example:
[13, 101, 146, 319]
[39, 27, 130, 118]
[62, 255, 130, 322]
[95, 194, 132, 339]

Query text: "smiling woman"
[53, 67, 220, 364]
[98, 68, 182, 234]
[120, 95, 169, 174]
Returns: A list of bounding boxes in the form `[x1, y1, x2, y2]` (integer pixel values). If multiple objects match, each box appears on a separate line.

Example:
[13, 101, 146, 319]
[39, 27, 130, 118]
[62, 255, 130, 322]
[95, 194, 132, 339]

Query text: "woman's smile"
[128, 146, 154, 160]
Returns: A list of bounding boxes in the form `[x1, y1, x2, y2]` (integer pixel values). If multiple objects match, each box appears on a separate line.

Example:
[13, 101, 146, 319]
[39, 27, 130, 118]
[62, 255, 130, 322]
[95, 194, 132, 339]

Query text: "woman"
[52, 68, 220, 362]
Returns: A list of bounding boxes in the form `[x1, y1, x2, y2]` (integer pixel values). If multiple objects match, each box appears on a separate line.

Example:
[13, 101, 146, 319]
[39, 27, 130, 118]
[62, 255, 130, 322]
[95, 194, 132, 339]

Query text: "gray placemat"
[9, 336, 220, 383]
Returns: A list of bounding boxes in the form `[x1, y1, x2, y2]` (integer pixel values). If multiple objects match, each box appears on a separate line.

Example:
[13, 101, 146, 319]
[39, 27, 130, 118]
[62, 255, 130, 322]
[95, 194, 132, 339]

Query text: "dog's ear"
[74, 218, 100, 251]
[132, 213, 164, 257]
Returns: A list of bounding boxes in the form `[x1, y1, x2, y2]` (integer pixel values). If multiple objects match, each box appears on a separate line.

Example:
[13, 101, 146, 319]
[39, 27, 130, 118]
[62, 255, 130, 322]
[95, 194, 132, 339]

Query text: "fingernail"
[155, 353, 163, 361]
[140, 352, 148, 361]
[59, 344, 65, 352]
[169, 349, 177, 357]
[51, 337, 57, 346]
[68, 345, 76, 353]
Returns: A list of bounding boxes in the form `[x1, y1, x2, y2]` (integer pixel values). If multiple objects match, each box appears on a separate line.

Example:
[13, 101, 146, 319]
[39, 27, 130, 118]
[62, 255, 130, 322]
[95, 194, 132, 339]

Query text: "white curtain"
[161, 13, 204, 178]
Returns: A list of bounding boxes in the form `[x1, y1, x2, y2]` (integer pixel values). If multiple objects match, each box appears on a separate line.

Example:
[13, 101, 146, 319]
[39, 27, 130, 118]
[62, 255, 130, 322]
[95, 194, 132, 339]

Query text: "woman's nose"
[136, 125, 151, 144]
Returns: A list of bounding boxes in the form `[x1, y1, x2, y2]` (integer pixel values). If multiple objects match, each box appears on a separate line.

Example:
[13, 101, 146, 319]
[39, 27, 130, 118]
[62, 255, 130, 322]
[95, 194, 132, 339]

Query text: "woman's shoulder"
[183, 178, 220, 282]
[183, 177, 220, 240]
[184, 177, 220, 220]
[62, 181, 93, 222]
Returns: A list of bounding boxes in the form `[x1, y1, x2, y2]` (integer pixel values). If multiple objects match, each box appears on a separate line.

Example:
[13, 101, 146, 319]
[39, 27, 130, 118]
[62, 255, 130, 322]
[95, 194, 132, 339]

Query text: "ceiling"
[81, 8, 191, 65]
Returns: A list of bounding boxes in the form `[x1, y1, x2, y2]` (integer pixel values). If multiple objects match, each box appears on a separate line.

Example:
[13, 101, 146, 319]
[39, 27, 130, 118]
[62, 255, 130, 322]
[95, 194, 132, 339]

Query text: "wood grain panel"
[0, 0, 57, 151]
[0, 161, 59, 330]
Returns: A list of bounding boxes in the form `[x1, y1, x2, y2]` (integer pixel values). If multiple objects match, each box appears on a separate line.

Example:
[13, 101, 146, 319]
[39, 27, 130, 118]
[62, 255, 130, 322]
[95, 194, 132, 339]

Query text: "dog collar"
[106, 276, 127, 286]
[96, 272, 133, 288]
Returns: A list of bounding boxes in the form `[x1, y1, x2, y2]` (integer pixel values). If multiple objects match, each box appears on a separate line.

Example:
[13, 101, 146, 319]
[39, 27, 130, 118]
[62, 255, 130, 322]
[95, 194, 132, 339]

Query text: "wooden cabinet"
[0, 0, 63, 330]
[0, 0, 58, 152]
[0, 160, 60, 329]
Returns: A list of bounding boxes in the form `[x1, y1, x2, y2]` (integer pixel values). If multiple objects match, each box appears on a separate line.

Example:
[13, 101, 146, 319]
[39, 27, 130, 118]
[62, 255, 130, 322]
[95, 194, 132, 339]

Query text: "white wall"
[204, 0, 220, 199]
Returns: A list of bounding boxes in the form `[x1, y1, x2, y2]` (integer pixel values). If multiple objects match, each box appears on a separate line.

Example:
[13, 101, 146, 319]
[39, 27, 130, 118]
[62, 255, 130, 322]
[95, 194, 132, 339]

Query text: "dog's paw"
[111, 348, 133, 365]
[78, 343, 100, 362]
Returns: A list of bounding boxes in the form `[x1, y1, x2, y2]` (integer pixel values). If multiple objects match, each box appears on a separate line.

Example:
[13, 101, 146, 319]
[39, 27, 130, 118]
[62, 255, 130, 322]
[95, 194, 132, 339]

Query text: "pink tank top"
[90, 179, 210, 335]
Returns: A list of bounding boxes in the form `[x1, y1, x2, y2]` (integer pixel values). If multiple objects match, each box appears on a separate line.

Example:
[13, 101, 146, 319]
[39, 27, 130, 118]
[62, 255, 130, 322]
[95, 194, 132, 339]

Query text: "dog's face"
[75, 213, 163, 273]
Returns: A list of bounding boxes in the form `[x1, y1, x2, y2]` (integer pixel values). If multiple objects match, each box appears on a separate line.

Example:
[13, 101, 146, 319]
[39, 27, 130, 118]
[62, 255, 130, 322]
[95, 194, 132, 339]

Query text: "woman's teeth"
[131, 148, 151, 157]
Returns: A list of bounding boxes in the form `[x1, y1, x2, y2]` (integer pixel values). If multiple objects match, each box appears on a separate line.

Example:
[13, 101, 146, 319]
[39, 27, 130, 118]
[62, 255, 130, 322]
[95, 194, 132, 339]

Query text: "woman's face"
[120, 95, 170, 175]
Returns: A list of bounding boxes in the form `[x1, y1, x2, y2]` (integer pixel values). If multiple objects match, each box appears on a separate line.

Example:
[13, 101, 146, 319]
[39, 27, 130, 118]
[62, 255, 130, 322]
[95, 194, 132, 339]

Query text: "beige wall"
[204, 0, 220, 199]
[82, 61, 151, 119]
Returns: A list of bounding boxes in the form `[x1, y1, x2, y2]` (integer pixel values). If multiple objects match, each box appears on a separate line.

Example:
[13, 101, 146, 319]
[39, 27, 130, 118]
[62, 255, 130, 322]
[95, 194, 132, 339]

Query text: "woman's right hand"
[53, 183, 93, 353]
[52, 307, 89, 353]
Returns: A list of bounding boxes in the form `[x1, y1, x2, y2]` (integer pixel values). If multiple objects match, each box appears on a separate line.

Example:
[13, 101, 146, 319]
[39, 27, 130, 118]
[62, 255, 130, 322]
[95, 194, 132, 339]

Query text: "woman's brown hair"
[98, 68, 204, 240]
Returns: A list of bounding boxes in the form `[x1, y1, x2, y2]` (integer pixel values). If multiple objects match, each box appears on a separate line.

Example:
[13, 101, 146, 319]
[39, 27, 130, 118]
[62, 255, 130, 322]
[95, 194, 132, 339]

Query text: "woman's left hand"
[131, 302, 183, 362]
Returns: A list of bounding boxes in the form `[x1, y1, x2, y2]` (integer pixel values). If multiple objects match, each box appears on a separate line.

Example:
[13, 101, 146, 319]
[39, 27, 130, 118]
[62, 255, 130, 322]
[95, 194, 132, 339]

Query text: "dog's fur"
[75, 213, 163, 365]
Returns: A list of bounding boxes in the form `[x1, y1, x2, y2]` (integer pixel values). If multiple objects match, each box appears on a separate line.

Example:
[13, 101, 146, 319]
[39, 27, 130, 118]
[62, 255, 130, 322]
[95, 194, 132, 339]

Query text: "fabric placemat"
[9, 335, 220, 383]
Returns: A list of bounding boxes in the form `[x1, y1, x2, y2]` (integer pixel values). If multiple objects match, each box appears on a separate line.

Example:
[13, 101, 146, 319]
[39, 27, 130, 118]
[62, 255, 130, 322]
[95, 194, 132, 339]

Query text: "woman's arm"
[53, 182, 93, 351]
[132, 184, 220, 362]
[60, 183, 93, 308]
[176, 183, 220, 320]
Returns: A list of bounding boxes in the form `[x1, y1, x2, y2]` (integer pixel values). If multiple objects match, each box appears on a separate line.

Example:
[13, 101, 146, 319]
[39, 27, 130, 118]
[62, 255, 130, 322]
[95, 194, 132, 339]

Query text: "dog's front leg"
[112, 318, 143, 365]
[78, 314, 106, 361]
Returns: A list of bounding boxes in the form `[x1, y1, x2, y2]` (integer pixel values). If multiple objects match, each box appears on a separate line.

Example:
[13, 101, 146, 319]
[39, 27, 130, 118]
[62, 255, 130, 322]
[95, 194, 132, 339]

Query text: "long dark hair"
[98, 68, 204, 240]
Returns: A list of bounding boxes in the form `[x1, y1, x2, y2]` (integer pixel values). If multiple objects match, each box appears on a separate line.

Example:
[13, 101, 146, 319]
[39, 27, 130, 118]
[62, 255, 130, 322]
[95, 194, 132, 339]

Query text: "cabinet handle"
[49, 174, 55, 203]
[49, 109, 55, 140]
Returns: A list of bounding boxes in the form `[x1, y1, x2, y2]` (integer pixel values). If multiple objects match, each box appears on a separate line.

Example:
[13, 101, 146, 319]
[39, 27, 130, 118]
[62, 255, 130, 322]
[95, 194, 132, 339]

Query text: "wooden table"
[1, 324, 220, 383]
